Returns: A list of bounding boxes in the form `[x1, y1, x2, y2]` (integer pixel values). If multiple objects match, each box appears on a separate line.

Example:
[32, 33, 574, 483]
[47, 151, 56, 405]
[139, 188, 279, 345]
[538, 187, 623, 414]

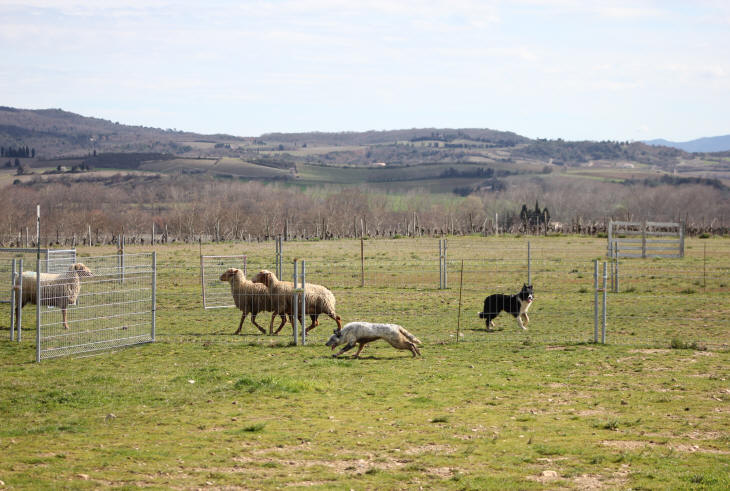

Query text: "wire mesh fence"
[200, 254, 247, 309]
[35, 253, 156, 360]
[4, 237, 728, 358]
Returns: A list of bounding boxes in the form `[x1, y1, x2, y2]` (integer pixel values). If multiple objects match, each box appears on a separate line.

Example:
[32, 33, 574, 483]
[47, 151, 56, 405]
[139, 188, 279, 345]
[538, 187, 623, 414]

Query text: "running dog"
[478, 284, 534, 331]
[325, 322, 422, 358]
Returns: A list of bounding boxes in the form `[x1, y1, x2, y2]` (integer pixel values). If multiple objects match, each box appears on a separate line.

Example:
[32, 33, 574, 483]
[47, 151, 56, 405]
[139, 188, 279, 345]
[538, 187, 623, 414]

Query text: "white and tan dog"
[325, 322, 422, 358]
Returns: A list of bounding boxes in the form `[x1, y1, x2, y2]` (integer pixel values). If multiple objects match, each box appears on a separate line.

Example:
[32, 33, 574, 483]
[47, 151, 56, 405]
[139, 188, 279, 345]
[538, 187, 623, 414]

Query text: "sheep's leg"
[62, 308, 69, 330]
[268, 312, 277, 335]
[234, 312, 248, 335]
[250, 314, 267, 334]
[273, 314, 289, 335]
[330, 314, 343, 333]
[305, 314, 318, 333]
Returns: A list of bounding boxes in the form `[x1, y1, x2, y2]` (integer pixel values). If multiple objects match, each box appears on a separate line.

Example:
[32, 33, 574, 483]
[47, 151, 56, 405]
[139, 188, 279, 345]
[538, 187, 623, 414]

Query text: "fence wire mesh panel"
[36, 253, 155, 360]
[200, 255, 247, 309]
[1, 258, 18, 336]
[45, 249, 77, 273]
[597, 256, 730, 349]
[135, 236, 729, 352]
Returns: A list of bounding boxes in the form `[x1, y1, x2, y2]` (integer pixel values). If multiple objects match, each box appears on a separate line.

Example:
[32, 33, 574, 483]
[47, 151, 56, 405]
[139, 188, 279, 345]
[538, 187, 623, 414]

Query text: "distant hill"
[0, 106, 248, 158]
[1, 106, 725, 180]
[261, 128, 529, 146]
[645, 134, 730, 153]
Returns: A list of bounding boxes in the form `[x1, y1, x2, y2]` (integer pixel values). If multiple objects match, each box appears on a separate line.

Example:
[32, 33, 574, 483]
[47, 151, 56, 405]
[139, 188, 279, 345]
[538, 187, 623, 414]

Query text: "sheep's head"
[71, 263, 93, 278]
[219, 268, 242, 282]
[252, 269, 274, 287]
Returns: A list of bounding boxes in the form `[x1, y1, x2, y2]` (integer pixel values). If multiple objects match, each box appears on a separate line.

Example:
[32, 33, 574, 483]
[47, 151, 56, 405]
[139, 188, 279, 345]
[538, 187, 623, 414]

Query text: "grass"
[0, 236, 729, 489]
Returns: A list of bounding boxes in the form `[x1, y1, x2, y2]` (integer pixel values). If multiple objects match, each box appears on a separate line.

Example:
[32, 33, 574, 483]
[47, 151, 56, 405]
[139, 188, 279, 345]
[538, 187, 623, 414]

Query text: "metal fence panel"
[46, 249, 77, 273]
[36, 253, 156, 360]
[201, 255, 247, 309]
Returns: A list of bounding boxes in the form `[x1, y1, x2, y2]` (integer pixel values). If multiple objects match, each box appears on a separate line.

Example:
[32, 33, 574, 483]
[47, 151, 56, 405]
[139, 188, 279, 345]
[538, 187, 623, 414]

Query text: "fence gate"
[608, 220, 684, 258]
[36, 252, 156, 361]
[200, 255, 247, 309]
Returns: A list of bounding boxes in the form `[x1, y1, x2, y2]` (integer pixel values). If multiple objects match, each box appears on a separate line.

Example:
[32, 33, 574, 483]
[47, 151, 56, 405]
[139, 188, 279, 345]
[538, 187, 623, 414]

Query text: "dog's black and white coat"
[478, 284, 534, 331]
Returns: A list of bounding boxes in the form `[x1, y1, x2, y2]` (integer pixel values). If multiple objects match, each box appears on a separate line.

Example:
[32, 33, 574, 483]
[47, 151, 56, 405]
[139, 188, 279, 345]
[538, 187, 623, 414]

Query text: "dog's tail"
[398, 326, 422, 346]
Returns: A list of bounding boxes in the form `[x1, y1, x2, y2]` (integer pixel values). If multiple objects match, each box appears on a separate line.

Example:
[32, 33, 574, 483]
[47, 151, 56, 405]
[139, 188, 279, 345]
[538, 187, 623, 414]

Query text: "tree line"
[1, 145, 35, 158]
[0, 174, 727, 247]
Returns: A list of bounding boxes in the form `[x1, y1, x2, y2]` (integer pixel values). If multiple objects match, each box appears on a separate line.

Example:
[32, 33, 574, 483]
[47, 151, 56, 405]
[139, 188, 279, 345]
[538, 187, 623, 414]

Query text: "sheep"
[14, 263, 93, 330]
[219, 268, 286, 335]
[252, 269, 343, 335]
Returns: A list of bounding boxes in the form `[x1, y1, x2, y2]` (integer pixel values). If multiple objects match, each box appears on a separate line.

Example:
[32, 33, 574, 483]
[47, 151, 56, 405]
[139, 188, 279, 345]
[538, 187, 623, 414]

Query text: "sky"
[2, 0, 729, 142]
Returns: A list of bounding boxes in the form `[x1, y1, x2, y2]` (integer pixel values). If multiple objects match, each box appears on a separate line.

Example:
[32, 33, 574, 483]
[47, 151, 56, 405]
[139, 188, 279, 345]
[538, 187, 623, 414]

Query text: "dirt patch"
[671, 443, 729, 454]
[526, 469, 564, 485]
[571, 464, 631, 490]
[427, 466, 456, 478]
[629, 349, 670, 354]
[602, 440, 729, 455]
[602, 440, 658, 450]
[403, 444, 456, 455]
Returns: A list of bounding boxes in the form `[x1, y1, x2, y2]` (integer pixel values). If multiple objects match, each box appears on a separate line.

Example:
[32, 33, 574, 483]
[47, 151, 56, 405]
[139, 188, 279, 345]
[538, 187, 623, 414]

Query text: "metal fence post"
[593, 260, 599, 343]
[607, 220, 613, 258]
[276, 236, 283, 280]
[300, 260, 306, 346]
[444, 239, 449, 289]
[602, 261, 608, 344]
[527, 241, 531, 285]
[17, 260, 23, 342]
[292, 259, 298, 345]
[35, 255, 40, 362]
[679, 222, 685, 258]
[152, 251, 157, 342]
[613, 248, 620, 293]
[10, 258, 16, 340]
[360, 237, 364, 288]
[438, 240, 443, 289]
[200, 254, 206, 308]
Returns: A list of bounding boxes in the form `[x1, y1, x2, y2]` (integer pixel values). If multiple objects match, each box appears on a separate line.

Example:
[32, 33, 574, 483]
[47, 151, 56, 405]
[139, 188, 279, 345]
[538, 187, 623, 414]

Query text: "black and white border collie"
[478, 284, 534, 331]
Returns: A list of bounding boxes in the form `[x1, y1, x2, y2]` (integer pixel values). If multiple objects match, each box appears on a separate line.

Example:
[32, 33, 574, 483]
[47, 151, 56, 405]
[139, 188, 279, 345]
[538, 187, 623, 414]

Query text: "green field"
[1, 236, 729, 489]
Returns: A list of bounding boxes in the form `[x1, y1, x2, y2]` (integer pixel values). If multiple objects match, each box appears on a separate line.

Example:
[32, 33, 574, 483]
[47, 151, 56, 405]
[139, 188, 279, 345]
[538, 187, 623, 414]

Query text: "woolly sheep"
[15, 263, 93, 330]
[219, 267, 284, 335]
[252, 269, 342, 335]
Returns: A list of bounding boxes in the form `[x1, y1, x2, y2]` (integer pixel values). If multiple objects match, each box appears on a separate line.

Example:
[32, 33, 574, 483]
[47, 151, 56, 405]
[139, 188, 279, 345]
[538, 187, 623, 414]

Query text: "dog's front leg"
[353, 343, 366, 358]
[521, 313, 530, 325]
[334, 342, 356, 358]
[517, 316, 527, 330]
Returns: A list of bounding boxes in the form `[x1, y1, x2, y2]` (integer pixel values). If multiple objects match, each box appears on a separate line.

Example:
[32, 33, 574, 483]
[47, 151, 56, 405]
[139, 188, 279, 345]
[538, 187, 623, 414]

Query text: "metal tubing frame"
[300, 261, 306, 346]
[151, 251, 157, 341]
[35, 254, 40, 363]
[200, 254, 206, 307]
[444, 239, 449, 289]
[602, 261, 608, 344]
[16, 259, 23, 342]
[593, 260, 599, 343]
[438, 240, 443, 289]
[9, 259, 16, 340]
[292, 259, 299, 345]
